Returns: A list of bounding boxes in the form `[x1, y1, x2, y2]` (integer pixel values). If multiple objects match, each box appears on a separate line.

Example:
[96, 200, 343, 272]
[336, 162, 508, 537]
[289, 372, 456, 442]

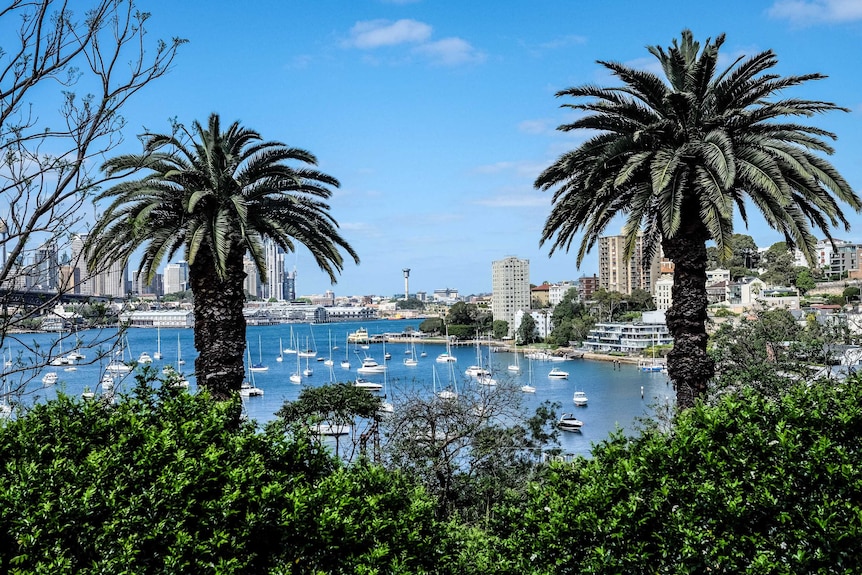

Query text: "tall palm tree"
[536, 30, 860, 408]
[87, 113, 359, 400]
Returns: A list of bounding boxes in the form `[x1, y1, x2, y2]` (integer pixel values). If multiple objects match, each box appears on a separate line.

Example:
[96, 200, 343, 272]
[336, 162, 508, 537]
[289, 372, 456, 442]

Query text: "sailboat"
[241, 347, 264, 397]
[403, 341, 418, 366]
[436, 325, 457, 363]
[283, 326, 297, 355]
[435, 363, 457, 400]
[289, 346, 302, 384]
[250, 335, 269, 372]
[177, 334, 185, 366]
[324, 330, 334, 366]
[298, 327, 317, 358]
[508, 347, 521, 372]
[302, 339, 314, 377]
[639, 333, 663, 372]
[521, 357, 536, 393]
[340, 332, 351, 369]
[276, 337, 284, 362]
[153, 325, 163, 360]
[379, 365, 393, 413]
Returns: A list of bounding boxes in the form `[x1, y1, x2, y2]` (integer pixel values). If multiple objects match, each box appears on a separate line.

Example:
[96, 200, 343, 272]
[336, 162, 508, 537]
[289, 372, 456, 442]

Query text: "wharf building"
[491, 256, 530, 338]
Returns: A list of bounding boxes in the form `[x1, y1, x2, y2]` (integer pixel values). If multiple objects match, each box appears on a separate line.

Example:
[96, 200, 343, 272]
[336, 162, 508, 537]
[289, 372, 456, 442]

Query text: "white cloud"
[768, 0, 862, 24]
[413, 37, 485, 66]
[518, 119, 552, 135]
[344, 19, 482, 66]
[473, 193, 550, 209]
[347, 19, 432, 49]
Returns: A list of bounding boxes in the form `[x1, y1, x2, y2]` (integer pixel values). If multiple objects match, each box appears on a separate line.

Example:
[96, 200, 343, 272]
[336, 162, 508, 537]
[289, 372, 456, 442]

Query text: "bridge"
[0, 288, 113, 307]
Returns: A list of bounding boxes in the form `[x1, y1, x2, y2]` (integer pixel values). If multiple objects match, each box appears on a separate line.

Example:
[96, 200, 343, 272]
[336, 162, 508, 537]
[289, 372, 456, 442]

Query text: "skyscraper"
[34, 240, 59, 290]
[262, 238, 284, 301]
[164, 261, 189, 295]
[491, 256, 530, 337]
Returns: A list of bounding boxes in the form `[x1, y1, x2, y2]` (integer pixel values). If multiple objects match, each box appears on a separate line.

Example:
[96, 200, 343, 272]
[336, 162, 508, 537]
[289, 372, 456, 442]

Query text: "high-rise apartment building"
[69, 233, 127, 296]
[598, 233, 661, 295]
[164, 261, 189, 295]
[283, 267, 296, 302]
[34, 240, 59, 289]
[491, 256, 530, 337]
[243, 256, 261, 298]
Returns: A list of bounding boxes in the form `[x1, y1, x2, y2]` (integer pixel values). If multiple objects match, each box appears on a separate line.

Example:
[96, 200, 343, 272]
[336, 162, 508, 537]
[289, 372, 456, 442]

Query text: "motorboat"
[354, 378, 383, 392]
[240, 381, 264, 397]
[41, 371, 58, 385]
[558, 413, 584, 431]
[138, 352, 153, 364]
[357, 356, 386, 374]
[81, 387, 95, 400]
[572, 391, 589, 406]
[548, 367, 569, 380]
[435, 353, 457, 363]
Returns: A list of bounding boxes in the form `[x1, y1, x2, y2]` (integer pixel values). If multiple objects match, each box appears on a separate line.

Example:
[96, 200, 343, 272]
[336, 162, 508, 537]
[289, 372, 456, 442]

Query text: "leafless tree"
[0, 0, 184, 404]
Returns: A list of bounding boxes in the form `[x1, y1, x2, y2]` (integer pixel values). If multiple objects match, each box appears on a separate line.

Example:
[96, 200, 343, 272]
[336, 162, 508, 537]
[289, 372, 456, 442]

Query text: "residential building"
[34, 240, 59, 290]
[578, 274, 599, 301]
[829, 242, 862, 278]
[549, 281, 577, 307]
[706, 268, 731, 285]
[531, 283, 551, 308]
[583, 311, 672, 353]
[654, 274, 674, 311]
[491, 256, 530, 338]
[132, 271, 163, 297]
[514, 308, 553, 340]
[433, 288, 459, 302]
[118, 309, 195, 328]
[283, 267, 297, 301]
[598, 233, 662, 295]
[243, 256, 260, 298]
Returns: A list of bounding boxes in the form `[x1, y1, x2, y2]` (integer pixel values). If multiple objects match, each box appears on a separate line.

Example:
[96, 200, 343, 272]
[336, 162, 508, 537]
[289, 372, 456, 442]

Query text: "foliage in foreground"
[492, 376, 862, 574]
[0, 378, 440, 574]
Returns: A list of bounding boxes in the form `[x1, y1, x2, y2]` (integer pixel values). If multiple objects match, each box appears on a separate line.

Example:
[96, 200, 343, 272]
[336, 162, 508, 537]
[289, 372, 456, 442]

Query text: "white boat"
[340, 332, 351, 369]
[434, 363, 458, 400]
[639, 360, 663, 372]
[548, 367, 569, 380]
[177, 334, 185, 365]
[67, 350, 86, 361]
[324, 330, 335, 366]
[508, 350, 521, 373]
[290, 344, 302, 384]
[240, 381, 264, 397]
[314, 422, 350, 436]
[526, 351, 552, 361]
[153, 326, 163, 360]
[41, 371, 58, 385]
[297, 328, 317, 358]
[303, 350, 313, 377]
[465, 365, 490, 378]
[354, 377, 383, 392]
[283, 327, 298, 354]
[101, 373, 115, 390]
[573, 391, 589, 406]
[276, 337, 284, 362]
[436, 325, 457, 363]
[106, 359, 131, 374]
[81, 387, 95, 400]
[558, 413, 584, 431]
[521, 357, 536, 393]
[403, 342, 418, 366]
[64, 366, 77, 372]
[478, 375, 497, 386]
[357, 356, 386, 374]
[249, 335, 268, 372]
[138, 352, 153, 364]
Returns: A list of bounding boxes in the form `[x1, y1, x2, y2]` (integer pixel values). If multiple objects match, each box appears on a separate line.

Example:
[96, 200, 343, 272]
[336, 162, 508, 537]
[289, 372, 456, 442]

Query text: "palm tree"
[536, 30, 860, 408]
[87, 113, 359, 400]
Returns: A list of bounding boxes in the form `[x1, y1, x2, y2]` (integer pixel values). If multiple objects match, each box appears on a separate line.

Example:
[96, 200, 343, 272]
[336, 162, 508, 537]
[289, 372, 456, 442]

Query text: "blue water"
[4, 319, 673, 457]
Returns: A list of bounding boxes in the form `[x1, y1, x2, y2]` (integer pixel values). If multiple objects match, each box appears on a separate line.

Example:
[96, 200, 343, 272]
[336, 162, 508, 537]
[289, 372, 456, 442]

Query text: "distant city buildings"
[491, 256, 530, 337]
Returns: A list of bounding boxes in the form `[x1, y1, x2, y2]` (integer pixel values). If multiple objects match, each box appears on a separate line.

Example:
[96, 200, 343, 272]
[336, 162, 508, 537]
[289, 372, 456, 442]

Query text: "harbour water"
[5, 319, 673, 457]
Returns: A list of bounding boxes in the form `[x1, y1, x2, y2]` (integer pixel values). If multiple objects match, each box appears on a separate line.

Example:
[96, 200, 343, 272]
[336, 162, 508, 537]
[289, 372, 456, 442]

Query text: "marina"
[2, 319, 673, 457]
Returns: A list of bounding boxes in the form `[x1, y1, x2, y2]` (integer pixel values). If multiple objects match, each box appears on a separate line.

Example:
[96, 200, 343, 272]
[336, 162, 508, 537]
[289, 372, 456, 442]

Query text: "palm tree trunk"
[663, 215, 714, 409]
[189, 248, 247, 401]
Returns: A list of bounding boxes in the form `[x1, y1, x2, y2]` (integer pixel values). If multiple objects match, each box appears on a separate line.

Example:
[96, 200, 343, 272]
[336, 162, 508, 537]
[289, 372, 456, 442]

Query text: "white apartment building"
[583, 311, 671, 353]
[549, 281, 578, 307]
[491, 256, 530, 338]
[654, 274, 674, 311]
[262, 238, 285, 301]
[514, 308, 553, 341]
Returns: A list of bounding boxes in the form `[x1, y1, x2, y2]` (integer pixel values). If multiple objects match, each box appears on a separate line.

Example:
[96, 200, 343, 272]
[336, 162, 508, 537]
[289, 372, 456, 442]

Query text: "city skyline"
[13, 0, 862, 296]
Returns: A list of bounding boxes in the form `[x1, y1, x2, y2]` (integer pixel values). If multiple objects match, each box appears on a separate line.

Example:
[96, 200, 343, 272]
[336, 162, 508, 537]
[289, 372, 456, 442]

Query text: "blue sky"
[107, 0, 862, 296]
